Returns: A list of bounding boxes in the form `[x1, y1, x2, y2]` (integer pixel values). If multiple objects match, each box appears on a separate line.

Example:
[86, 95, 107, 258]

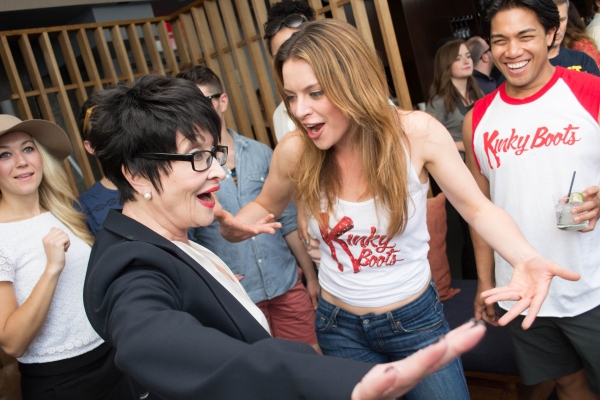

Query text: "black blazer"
[84, 210, 371, 400]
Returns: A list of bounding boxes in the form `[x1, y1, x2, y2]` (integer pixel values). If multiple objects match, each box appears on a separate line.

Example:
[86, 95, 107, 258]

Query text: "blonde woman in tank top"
[0, 116, 129, 399]
[217, 19, 579, 400]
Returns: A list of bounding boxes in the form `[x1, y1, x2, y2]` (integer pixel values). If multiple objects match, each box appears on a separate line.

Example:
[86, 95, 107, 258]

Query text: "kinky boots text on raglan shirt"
[472, 66, 600, 317]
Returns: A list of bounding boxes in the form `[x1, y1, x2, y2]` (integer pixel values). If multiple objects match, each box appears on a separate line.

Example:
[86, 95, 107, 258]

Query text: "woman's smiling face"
[0, 131, 43, 200]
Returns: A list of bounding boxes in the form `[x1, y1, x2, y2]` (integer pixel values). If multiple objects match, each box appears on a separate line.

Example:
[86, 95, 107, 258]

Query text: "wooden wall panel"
[190, 6, 238, 132]
[0, 36, 33, 119]
[58, 31, 87, 105]
[204, 0, 253, 139]
[19, 34, 55, 121]
[235, 0, 276, 134]
[39, 32, 95, 187]
[142, 22, 165, 75]
[156, 21, 179, 76]
[219, 0, 269, 143]
[76, 28, 103, 91]
[126, 24, 149, 76]
[93, 27, 119, 85]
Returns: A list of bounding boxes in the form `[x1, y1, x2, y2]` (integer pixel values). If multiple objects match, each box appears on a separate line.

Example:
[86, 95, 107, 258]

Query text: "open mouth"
[304, 123, 324, 139]
[197, 186, 219, 208]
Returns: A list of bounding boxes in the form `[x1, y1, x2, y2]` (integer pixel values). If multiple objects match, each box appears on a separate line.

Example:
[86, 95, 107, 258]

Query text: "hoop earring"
[143, 192, 152, 201]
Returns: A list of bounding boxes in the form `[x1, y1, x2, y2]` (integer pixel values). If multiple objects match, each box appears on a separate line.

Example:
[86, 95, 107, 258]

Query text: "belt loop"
[386, 311, 400, 332]
[331, 307, 340, 327]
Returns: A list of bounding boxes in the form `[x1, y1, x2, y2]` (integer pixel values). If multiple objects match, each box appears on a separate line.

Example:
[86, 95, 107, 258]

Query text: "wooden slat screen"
[0, 0, 410, 195]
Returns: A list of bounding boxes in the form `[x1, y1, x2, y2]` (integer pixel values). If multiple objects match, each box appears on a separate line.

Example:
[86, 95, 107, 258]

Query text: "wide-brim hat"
[0, 114, 72, 161]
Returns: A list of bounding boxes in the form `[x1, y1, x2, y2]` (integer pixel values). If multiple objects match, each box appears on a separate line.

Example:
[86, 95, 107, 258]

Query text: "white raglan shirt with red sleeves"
[472, 66, 600, 317]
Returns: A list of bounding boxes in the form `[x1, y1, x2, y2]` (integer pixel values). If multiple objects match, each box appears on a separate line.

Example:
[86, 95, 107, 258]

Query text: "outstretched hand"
[215, 205, 281, 243]
[481, 256, 580, 329]
[351, 320, 486, 400]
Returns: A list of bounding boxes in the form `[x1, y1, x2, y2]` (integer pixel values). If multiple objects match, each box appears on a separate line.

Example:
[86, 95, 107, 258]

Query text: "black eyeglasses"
[205, 93, 222, 101]
[264, 14, 307, 37]
[135, 145, 228, 172]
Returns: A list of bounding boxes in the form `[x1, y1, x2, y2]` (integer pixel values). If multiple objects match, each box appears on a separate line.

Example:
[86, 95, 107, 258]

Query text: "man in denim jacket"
[178, 66, 321, 353]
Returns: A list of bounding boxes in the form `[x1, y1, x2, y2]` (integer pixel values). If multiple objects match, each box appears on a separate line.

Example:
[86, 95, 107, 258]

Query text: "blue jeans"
[315, 280, 469, 400]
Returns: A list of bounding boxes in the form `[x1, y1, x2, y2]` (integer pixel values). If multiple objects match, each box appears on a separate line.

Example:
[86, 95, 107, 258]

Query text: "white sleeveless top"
[0, 212, 103, 364]
[472, 66, 600, 317]
[173, 241, 271, 334]
[308, 164, 431, 307]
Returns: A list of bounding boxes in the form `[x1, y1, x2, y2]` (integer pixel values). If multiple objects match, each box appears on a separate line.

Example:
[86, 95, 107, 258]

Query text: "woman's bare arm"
[218, 132, 303, 242]
[404, 110, 579, 328]
[0, 228, 68, 357]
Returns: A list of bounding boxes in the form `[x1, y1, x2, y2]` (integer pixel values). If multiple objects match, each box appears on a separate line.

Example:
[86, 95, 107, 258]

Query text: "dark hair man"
[548, 0, 600, 75]
[176, 66, 322, 354]
[466, 36, 498, 95]
[465, 0, 600, 398]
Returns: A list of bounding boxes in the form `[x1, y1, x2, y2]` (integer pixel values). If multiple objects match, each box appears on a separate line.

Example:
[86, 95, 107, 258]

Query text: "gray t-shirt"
[426, 95, 464, 143]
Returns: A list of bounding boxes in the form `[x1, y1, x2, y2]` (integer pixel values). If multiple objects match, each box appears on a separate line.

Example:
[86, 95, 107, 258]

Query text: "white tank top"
[472, 66, 600, 317]
[308, 164, 431, 307]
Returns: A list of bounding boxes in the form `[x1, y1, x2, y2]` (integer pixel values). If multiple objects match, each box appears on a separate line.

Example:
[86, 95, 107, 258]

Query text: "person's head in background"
[77, 88, 126, 190]
[176, 66, 228, 131]
[466, 36, 494, 77]
[79, 90, 119, 157]
[430, 40, 483, 114]
[562, 3, 597, 48]
[264, 0, 316, 57]
[549, 0, 569, 57]
[481, 0, 559, 96]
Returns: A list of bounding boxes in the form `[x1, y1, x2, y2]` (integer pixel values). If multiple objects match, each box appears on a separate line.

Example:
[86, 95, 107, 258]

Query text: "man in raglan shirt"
[463, 0, 600, 398]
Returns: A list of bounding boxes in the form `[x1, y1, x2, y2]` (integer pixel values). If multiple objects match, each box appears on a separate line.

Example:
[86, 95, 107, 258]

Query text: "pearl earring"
[143, 192, 152, 201]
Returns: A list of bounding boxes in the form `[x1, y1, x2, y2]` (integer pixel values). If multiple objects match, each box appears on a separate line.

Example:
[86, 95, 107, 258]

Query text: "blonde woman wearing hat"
[0, 115, 129, 399]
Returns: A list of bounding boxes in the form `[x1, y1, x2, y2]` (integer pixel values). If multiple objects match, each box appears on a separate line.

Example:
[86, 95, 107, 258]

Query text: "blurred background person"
[563, 3, 600, 69]
[549, 0, 600, 75]
[427, 39, 484, 159]
[0, 115, 129, 399]
[586, 0, 600, 46]
[466, 36, 498, 95]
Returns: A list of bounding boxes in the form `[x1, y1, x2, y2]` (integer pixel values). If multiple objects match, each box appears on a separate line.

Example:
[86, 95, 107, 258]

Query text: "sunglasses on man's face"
[264, 14, 307, 37]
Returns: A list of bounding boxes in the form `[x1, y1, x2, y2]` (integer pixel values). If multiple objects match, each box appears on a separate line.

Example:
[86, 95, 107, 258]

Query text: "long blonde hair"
[274, 19, 410, 236]
[35, 140, 94, 246]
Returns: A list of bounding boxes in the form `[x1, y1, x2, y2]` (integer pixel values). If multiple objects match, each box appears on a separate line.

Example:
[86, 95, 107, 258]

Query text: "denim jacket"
[193, 129, 298, 303]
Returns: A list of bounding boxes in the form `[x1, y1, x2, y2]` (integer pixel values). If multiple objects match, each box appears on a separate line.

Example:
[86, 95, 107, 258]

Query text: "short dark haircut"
[176, 65, 223, 95]
[264, 0, 315, 56]
[481, 0, 560, 42]
[88, 75, 222, 202]
[466, 36, 487, 67]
